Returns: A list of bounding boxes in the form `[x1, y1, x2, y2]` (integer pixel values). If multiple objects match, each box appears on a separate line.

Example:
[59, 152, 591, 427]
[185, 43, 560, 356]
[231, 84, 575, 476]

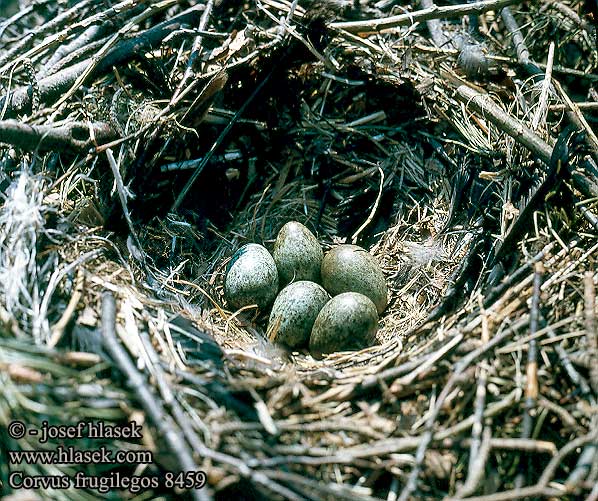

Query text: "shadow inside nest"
[113, 76, 503, 363]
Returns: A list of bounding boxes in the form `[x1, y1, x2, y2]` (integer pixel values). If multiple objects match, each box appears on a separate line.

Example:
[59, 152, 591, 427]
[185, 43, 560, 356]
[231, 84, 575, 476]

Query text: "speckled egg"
[267, 281, 329, 348]
[273, 221, 323, 285]
[321, 244, 388, 314]
[225, 243, 278, 310]
[309, 292, 378, 358]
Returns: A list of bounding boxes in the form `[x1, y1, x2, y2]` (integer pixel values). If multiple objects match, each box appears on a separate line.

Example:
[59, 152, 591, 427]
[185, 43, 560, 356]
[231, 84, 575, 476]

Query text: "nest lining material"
[1, 0, 598, 500]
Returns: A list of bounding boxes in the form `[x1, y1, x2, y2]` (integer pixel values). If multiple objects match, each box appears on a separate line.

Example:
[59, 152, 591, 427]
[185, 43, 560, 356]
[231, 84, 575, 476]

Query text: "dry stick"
[351, 166, 384, 243]
[420, 0, 452, 48]
[508, 17, 598, 170]
[173, 0, 214, 101]
[53, 0, 179, 110]
[269, 426, 553, 461]
[500, 6, 530, 66]
[540, 313, 595, 399]
[566, 436, 598, 491]
[444, 436, 556, 455]
[95, 49, 260, 154]
[583, 272, 598, 394]
[514, 262, 543, 489]
[397, 321, 524, 501]
[48, 268, 84, 348]
[36, 249, 103, 344]
[330, 0, 520, 33]
[453, 85, 598, 231]
[477, 52, 598, 80]
[259, 469, 374, 501]
[452, 432, 598, 501]
[40, 23, 112, 79]
[544, 0, 587, 29]
[483, 241, 558, 307]
[454, 84, 553, 164]
[43, 34, 113, 78]
[578, 202, 598, 230]
[0, 0, 139, 74]
[390, 332, 463, 393]
[453, 427, 493, 499]
[550, 102, 598, 112]
[554, 79, 598, 161]
[456, 303, 491, 499]
[136, 331, 216, 500]
[0, 120, 116, 152]
[531, 41, 555, 131]
[0, 0, 55, 38]
[100, 292, 210, 501]
[0, 7, 202, 118]
[105, 148, 144, 260]
[0, 0, 94, 70]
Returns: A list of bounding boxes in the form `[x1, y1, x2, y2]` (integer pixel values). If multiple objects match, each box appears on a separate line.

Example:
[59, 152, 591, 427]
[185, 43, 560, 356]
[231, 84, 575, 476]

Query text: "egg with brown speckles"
[321, 244, 388, 314]
[309, 292, 378, 358]
[267, 281, 329, 348]
[273, 221, 323, 285]
[225, 243, 278, 310]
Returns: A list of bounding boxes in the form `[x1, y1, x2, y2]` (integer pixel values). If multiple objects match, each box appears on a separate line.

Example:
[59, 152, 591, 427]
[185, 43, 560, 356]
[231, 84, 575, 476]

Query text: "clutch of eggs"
[224, 222, 387, 357]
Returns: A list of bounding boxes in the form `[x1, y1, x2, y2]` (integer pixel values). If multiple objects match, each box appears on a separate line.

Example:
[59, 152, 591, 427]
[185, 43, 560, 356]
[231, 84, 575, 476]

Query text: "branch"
[0, 119, 116, 152]
[330, 0, 521, 33]
[0, 7, 202, 118]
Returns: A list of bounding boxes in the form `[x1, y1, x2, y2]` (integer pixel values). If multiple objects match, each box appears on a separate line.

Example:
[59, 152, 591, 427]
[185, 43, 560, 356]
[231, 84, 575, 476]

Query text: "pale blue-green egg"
[273, 221, 323, 285]
[309, 292, 378, 358]
[321, 244, 388, 314]
[225, 243, 278, 310]
[267, 281, 329, 348]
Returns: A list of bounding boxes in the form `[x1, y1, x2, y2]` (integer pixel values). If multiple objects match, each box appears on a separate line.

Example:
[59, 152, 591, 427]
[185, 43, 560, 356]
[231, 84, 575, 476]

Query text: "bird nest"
[1, 1, 597, 500]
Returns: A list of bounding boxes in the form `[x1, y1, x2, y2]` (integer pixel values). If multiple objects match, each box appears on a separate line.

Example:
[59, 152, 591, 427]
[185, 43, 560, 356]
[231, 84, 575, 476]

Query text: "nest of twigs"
[1, 0, 597, 500]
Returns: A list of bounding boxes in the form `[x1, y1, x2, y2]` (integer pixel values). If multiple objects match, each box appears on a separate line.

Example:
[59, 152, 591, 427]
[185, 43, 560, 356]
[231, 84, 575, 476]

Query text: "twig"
[450, 431, 598, 501]
[100, 292, 211, 501]
[40, 23, 111, 78]
[420, 0, 453, 48]
[0, 7, 202, 118]
[452, 427, 492, 499]
[566, 439, 597, 490]
[484, 241, 558, 307]
[584, 272, 598, 394]
[0, 0, 94, 70]
[454, 84, 552, 164]
[531, 41, 555, 131]
[105, 148, 144, 260]
[500, 6, 530, 66]
[330, 0, 521, 33]
[553, 78, 598, 161]
[172, 0, 214, 100]
[458, 301, 491, 498]
[36, 249, 103, 344]
[352, 166, 384, 243]
[549, 102, 598, 112]
[397, 320, 526, 501]
[0, 119, 116, 152]
[0, 0, 54, 38]
[48, 268, 84, 348]
[515, 262, 543, 488]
